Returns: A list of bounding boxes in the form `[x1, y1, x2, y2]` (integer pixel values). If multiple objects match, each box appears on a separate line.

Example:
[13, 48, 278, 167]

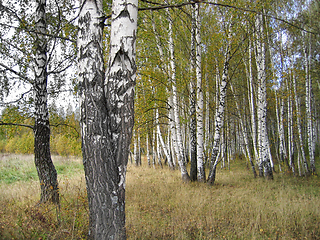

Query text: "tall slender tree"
[254, 12, 273, 179]
[207, 44, 230, 185]
[195, 2, 205, 182]
[33, 0, 59, 204]
[304, 33, 316, 174]
[167, 6, 190, 182]
[189, 3, 197, 181]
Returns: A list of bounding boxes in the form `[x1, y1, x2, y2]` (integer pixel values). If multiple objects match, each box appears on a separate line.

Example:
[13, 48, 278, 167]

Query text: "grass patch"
[0, 154, 84, 184]
[0, 155, 319, 239]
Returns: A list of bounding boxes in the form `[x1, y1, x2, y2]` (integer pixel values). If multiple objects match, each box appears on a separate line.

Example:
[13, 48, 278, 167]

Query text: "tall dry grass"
[126, 161, 320, 239]
[0, 155, 319, 239]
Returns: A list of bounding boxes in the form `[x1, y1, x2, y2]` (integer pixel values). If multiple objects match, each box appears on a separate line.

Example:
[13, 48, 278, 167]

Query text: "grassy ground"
[0, 154, 319, 239]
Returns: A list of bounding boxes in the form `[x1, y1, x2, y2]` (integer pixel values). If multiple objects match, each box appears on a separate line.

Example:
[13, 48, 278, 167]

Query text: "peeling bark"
[207, 47, 229, 185]
[34, 0, 59, 204]
[195, 3, 205, 182]
[78, 0, 138, 238]
[189, 4, 197, 181]
[254, 13, 273, 179]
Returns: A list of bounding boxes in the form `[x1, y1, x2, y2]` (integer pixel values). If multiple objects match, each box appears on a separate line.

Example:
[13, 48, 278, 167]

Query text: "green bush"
[4, 132, 34, 154]
[51, 134, 81, 156]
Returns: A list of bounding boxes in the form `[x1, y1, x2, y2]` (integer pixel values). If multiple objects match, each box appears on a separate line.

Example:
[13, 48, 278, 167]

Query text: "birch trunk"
[156, 126, 163, 167]
[156, 108, 173, 169]
[207, 48, 229, 185]
[138, 132, 141, 165]
[78, 0, 138, 238]
[245, 39, 259, 164]
[304, 35, 316, 174]
[230, 83, 257, 177]
[293, 75, 309, 174]
[205, 74, 210, 159]
[146, 133, 151, 166]
[152, 128, 156, 167]
[34, 0, 59, 204]
[255, 13, 273, 179]
[133, 130, 139, 166]
[189, 4, 197, 181]
[195, 3, 205, 182]
[168, 8, 190, 181]
[287, 79, 295, 174]
[276, 95, 288, 167]
[274, 30, 288, 168]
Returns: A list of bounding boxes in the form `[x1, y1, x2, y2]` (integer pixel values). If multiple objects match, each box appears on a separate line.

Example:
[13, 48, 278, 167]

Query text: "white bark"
[244, 39, 259, 164]
[255, 13, 273, 179]
[287, 79, 295, 174]
[205, 73, 210, 156]
[152, 127, 156, 168]
[133, 130, 138, 165]
[146, 133, 151, 166]
[168, 7, 190, 181]
[304, 34, 316, 173]
[34, 0, 59, 204]
[207, 46, 229, 185]
[230, 83, 257, 177]
[156, 108, 173, 169]
[276, 94, 288, 167]
[293, 73, 309, 174]
[138, 131, 141, 165]
[195, 3, 205, 181]
[189, 4, 197, 181]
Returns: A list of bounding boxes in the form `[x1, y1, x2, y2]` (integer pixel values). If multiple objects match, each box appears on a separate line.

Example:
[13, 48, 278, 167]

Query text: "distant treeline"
[0, 104, 81, 156]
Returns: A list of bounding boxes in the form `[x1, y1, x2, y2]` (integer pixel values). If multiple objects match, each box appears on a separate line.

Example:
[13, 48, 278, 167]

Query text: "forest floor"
[0, 154, 319, 239]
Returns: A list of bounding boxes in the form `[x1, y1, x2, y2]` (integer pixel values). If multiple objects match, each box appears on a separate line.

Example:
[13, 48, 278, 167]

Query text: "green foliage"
[0, 105, 31, 139]
[4, 132, 34, 154]
[51, 134, 81, 157]
[0, 104, 81, 157]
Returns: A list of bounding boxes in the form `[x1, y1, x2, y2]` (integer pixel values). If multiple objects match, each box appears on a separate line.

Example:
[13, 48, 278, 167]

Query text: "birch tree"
[167, 6, 190, 182]
[304, 33, 316, 174]
[195, 3, 205, 182]
[0, 0, 76, 204]
[156, 108, 173, 169]
[77, 0, 138, 238]
[293, 72, 309, 175]
[287, 76, 295, 173]
[230, 82, 257, 178]
[189, 4, 197, 181]
[33, 0, 59, 204]
[254, 12, 273, 179]
[207, 46, 230, 185]
[244, 38, 259, 164]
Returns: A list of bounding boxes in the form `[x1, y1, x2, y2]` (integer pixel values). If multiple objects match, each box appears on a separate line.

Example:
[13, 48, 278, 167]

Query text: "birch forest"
[134, 0, 320, 181]
[0, 0, 320, 239]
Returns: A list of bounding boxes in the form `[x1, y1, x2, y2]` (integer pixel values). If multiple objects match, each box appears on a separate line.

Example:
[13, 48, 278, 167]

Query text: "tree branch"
[0, 89, 32, 106]
[0, 22, 76, 43]
[0, 62, 32, 83]
[0, 121, 34, 130]
[0, 2, 23, 22]
[138, 0, 318, 35]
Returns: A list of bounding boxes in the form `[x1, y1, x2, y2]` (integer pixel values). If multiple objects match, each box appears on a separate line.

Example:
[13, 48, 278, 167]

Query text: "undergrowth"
[0, 154, 319, 239]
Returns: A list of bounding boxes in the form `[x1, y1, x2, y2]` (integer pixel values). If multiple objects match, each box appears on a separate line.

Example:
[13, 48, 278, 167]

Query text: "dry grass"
[0, 155, 319, 239]
[126, 161, 320, 239]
